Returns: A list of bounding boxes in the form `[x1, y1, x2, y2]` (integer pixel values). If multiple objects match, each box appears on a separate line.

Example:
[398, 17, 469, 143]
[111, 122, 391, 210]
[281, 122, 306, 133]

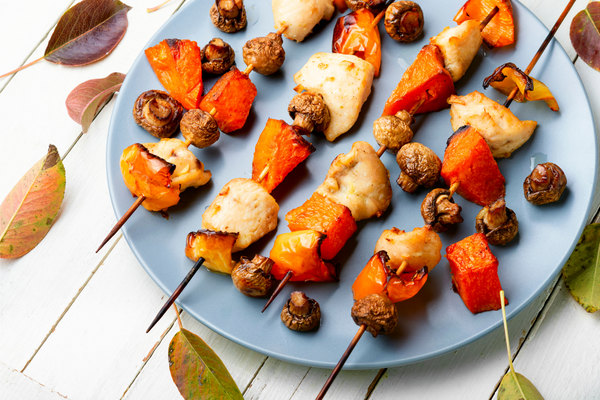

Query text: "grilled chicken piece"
[272, 0, 335, 42]
[316, 141, 392, 221]
[143, 138, 211, 191]
[294, 53, 374, 141]
[202, 178, 279, 252]
[448, 91, 537, 158]
[374, 225, 442, 272]
[430, 20, 482, 82]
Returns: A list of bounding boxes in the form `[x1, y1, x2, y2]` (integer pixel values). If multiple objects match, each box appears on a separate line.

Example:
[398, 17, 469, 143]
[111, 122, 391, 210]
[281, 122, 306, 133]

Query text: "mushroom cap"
[281, 291, 321, 331]
[384, 1, 424, 43]
[202, 38, 235, 75]
[372, 111, 413, 153]
[180, 109, 220, 149]
[344, 0, 387, 12]
[524, 162, 567, 205]
[396, 143, 441, 192]
[475, 201, 519, 245]
[210, 2, 247, 33]
[288, 92, 331, 133]
[421, 188, 463, 233]
[132, 90, 184, 138]
[243, 34, 286, 75]
[231, 254, 276, 298]
[351, 293, 397, 338]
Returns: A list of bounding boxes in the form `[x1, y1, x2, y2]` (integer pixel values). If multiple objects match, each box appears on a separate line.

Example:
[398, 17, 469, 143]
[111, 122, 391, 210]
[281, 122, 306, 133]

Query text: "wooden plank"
[244, 358, 311, 400]
[0, 361, 67, 400]
[289, 368, 381, 400]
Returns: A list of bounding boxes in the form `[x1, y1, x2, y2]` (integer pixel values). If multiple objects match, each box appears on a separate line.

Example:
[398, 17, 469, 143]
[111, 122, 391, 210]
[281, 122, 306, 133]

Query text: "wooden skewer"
[448, 182, 460, 199]
[376, 97, 426, 156]
[479, 6, 500, 31]
[371, 7, 386, 28]
[96, 195, 146, 253]
[276, 24, 288, 35]
[243, 64, 254, 75]
[262, 270, 293, 312]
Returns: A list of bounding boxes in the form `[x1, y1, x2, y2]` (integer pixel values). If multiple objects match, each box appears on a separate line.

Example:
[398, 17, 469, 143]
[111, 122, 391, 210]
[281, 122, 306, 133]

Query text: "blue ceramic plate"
[107, 0, 597, 369]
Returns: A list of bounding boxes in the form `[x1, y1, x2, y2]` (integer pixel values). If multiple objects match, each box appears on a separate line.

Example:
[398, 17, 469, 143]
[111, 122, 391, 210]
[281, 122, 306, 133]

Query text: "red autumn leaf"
[66, 72, 126, 133]
[570, 2, 600, 72]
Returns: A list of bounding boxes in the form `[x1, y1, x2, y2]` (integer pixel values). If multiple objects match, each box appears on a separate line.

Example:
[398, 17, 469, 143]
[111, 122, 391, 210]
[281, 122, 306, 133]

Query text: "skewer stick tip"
[448, 182, 460, 199]
[243, 64, 254, 75]
[276, 24, 288, 35]
[262, 270, 293, 313]
[376, 145, 386, 158]
[257, 166, 269, 183]
[96, 195, 146, 253]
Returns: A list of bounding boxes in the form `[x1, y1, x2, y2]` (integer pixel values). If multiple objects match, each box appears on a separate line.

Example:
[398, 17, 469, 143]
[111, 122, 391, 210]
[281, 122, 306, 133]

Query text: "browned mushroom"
[243, 33, 286, 75]
[180, 109, 220, 148]
[351, 293, 397, 338]
[524, 162, 567, 205]
[384, 1, 424, 43]
[210, 0, 247, 33]
[281, 291, 321, 331]
[231, 254, 276, 297]
[288, 92, 330, 133]
[133, 90, 184, 139]
[396, 143, 441, 193]
[372, 111, 414, 153]
[421, 188, 463, 232]
[202, 38, 235, 75]
[345, 0, 387, 12]
[475, 198, 518, 245]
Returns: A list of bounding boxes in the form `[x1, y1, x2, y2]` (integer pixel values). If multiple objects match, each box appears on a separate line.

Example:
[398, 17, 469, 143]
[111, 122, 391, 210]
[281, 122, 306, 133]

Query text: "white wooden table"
[1, 0, 599, 399]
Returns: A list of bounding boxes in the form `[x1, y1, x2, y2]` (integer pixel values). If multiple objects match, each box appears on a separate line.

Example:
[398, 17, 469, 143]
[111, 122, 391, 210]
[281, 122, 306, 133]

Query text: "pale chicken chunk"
[316, 141, 392, 221]
[202, 178, 279, 252]
[374, 226, 442, 272]
[430, 20, 482, 82]
[448, 91, 538, 158]
[144, 138, 211, 191]
[272, 0, 335, 42]
[294, 53, 374, 141]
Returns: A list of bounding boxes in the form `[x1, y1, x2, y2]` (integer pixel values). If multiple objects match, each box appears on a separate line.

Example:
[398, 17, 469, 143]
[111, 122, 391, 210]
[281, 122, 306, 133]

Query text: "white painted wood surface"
[0, 0, 599, 399]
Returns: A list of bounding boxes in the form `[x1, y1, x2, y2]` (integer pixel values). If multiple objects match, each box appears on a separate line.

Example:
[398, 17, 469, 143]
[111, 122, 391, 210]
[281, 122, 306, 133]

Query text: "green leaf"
[498, 372, 545, 400]
[570, 2, 600, 72]
[562, 223, 600, 312]
[168, 328, 243, 400]
[0, 145, 66, 259]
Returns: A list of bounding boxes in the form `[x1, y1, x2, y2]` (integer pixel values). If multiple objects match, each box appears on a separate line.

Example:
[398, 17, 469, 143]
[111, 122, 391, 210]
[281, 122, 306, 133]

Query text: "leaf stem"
[147, 0, 173, 12]
[0, 56, 44, 79]
[173, 304, 183, 330]
[501, 290, 527, 399]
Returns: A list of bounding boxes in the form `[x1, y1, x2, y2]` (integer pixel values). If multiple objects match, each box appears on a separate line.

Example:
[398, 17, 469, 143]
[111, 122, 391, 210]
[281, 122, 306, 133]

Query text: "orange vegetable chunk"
[199, 67, 257, 133]
[286, 193, 357, 260]
[454, 0, 515, 48]
[120, 143, 180, 212]
[145, 39, 203, 110]
[270, 230, 339, 282]
[333, 9, 382, 76]
[441, 125, 505, 206]
[352, 251, 389, 301]
[252, 119, 316, 193]
[382, 44, 455, 116]
[386, 268, 428, 303]
[185, 230, 238, 274]
[446, 233, 507, 314]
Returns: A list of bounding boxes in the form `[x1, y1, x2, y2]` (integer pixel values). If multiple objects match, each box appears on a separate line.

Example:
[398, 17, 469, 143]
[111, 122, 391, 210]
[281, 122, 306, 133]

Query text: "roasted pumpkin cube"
[199, 67, 257, 133]
[382, 44, 455, 116]
[352, 251, 389, 301]
[454, 0, 515, 48]
[145, 39, 203, 110]
[185, 230, 238, 274]
[446, 233, 507, 313]
[270, 230, 339, 282]
[441, 125, 505, 206]
[120, 143, 180, 212]
[285, 193, 357, 259]
[252, 119, 316, 193]
[386, 267, 428, 303]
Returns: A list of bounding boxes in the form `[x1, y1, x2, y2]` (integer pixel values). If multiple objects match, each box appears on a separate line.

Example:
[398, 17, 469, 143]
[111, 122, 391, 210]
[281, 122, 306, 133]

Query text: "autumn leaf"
[0, 145, 66, 259]
[66, 72, 126, 133]
[169, 328, 243, 400]
[562, 223, 600, 313]
[570, 2, 600, 72]
[0, 0, 132, 79]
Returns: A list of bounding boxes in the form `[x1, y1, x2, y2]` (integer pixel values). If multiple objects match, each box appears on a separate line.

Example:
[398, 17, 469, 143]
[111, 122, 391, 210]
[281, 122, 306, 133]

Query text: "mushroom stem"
[317, 324, 367, 400]
[243, 64, 254, 75]
[448, 182, 460, 199]
[262, 270, 293, 312]
[276, 24, 288, 35]
[147, 257, 206, 333]
[479, 6, 499, 31]
[96, 195, 146, 253]
[257, 166, 269, 183]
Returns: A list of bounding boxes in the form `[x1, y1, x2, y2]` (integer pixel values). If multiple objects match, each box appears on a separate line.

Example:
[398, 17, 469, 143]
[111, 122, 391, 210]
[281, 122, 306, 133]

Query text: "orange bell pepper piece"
[382, 44, 455, 116]
[332, 9, 382, 76]
[252, 119, 316, 193]
[386, 267, 428, 303]
[185, 229, 238, 274]
[145, 39, 203, 110]
[454, 0, 515, 48]
[120, 143, 180, 212]
[352, 251, 389, 301]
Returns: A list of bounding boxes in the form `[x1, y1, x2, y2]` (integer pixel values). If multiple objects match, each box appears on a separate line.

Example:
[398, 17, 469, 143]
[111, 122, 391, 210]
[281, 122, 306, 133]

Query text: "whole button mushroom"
[210, 0, 247, 33]
[384, 1, 424, 43]
[351, 293, 397, 337]
[180, 109, 220, 149]
[396, 143, 442, 193]
[202, 38, 235, 75]
[243, 33, 286, 75]
[345, 0, 387, 12]
[421, 188, 463, 233]
[524, 162, 567, 205]
[372, 111, 414, 153]
[475, 198, 518, 245]
[232, 254, 276, 298]
[133, 90, 184, 139]
[281, 291, 321, 331]
[288, 92, 331, 133]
